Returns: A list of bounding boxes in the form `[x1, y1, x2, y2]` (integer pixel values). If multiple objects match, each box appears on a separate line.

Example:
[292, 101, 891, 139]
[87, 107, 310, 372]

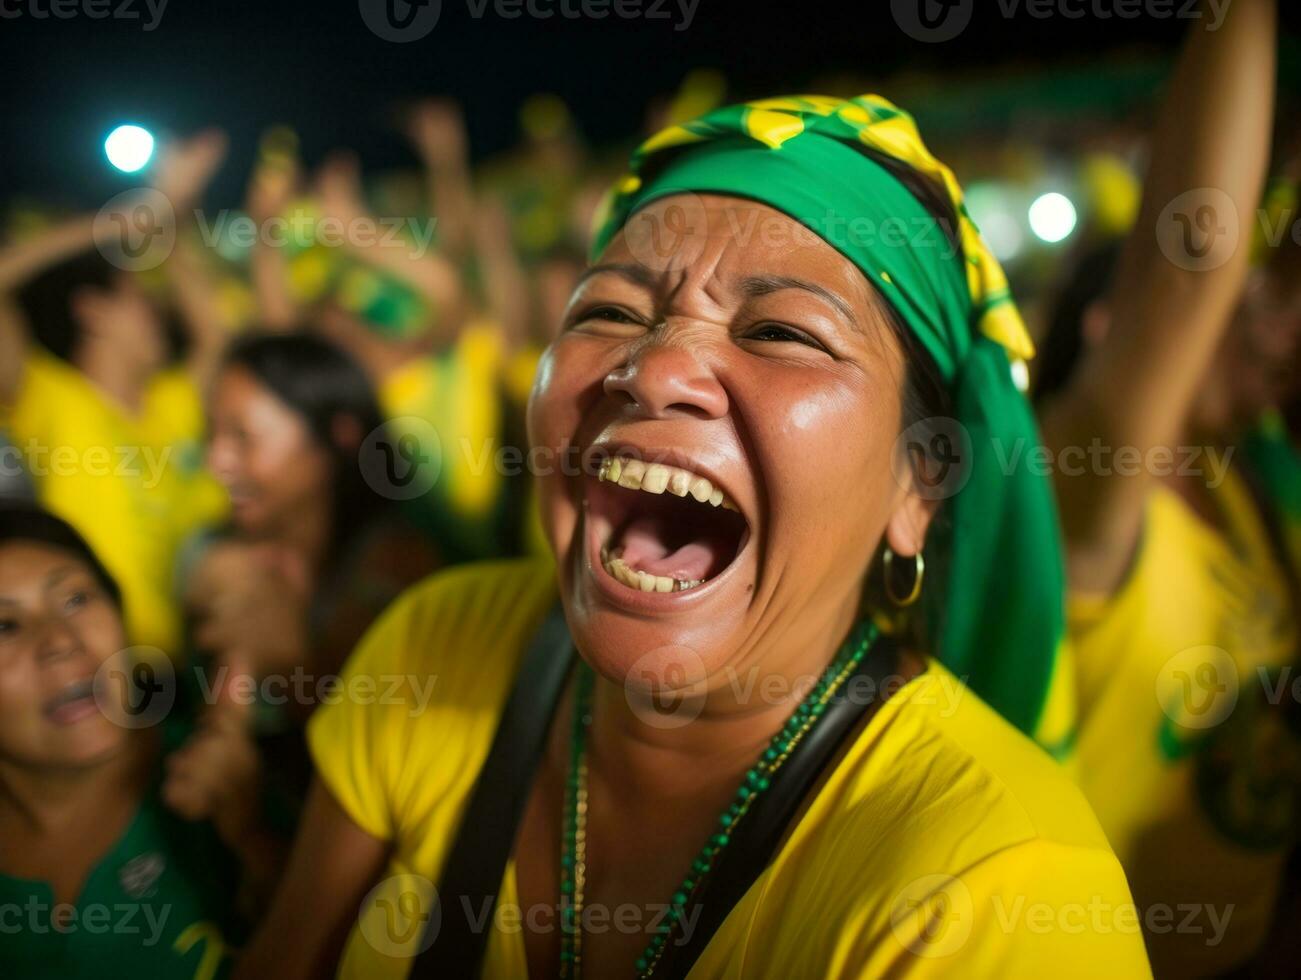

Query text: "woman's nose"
[603, 331, 729, 420]
[37, 614, 83, 665]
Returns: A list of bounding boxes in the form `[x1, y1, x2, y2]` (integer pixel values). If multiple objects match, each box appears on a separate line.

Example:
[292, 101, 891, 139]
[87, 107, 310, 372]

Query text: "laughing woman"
[238, 97, 1149, 978]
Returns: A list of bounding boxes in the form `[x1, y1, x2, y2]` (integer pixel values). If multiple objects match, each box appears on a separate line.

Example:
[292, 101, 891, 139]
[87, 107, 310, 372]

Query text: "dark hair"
[220, 331, 392, 555]
[848, 147, 961, 646]
[13, 249, 122, 362]
[0, 503, 122, 609]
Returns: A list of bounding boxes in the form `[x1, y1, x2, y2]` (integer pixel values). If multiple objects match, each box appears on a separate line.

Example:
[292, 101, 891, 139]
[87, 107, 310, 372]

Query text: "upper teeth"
[597, 456, 740, 511]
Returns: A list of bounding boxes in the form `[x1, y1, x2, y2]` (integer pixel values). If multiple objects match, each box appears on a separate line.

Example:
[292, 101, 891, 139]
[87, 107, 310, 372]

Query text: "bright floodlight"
[105, 125, 155, 173]
[1028, 192, 1077, 244]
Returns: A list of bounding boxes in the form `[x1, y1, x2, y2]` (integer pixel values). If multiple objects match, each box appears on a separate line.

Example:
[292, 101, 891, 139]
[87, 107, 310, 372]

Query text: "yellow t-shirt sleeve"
[307, 596, 414, 842]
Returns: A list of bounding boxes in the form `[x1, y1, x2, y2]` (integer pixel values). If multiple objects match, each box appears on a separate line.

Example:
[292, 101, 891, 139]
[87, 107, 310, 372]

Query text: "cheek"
[0, 660, 45, 754]
[251, 430, 327, 493]
[748, 367, 898, 551]
[527, 339, 610, 545]
[81, 608, 128, 662]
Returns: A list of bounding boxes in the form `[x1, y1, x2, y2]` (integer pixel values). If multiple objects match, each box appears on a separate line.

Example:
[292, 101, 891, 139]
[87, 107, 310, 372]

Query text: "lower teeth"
[600, 547, 705, 593]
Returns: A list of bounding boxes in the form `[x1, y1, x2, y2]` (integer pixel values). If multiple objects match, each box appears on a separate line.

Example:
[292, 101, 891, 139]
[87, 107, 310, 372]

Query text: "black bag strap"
[661, 632, 901, 979]
[414, 601, 574, 976]
[413, 606, 901, 979]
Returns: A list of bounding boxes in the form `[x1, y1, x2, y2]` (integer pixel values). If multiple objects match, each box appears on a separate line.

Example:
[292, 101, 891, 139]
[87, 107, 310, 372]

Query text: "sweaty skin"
[520, 193, 939, 977]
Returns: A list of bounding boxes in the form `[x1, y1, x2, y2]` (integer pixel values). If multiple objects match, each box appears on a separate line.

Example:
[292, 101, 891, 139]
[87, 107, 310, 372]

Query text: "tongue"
[617, 515, 721, 582]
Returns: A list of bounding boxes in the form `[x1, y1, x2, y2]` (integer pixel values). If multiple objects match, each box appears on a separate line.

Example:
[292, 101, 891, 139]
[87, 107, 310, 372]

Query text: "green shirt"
[0, 749, 242, 979]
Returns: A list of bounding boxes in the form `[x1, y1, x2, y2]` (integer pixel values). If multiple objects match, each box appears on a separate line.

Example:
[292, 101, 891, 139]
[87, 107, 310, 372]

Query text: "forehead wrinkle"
[660, 231, 733, 323]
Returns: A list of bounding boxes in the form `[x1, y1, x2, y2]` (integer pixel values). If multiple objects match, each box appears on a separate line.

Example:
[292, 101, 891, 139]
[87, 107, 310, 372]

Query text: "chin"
[40, 726, 127, 771]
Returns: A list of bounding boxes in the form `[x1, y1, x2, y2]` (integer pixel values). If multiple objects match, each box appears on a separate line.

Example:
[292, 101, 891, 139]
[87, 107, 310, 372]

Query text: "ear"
[884, 490, 940, 558]
[329, 413, 365, 454]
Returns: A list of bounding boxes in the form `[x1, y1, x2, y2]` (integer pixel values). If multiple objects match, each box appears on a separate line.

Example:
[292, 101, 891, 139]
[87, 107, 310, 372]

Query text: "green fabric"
[0, 728, 242, 979]
[590, 95, 1069, 739]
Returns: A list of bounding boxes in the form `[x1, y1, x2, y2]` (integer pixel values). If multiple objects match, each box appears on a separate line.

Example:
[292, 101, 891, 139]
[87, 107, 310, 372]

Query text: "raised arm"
[232, 779, 389, 980]
[472, 191, 532, 354]
[0, 215, 97, 403]
[246, 138, 305, 332]
[152, 129, 233, 387]
[1040, 0, 1276, 594]
[313, 151, 467, 343]
[406, 99, 475, 261]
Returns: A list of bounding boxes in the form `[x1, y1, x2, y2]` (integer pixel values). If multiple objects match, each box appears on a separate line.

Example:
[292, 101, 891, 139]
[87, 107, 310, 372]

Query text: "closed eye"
[580, 305, 642, 325]
[742, 322, 830, 353]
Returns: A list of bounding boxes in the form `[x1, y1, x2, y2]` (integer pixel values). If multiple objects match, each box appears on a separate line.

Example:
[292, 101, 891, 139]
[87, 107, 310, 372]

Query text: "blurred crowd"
[0, 40, 1298, 980]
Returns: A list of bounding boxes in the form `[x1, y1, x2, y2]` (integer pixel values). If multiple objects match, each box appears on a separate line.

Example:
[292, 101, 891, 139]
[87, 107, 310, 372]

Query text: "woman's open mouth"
[44, 678, 99, 726]
[586, 453, 750, 595]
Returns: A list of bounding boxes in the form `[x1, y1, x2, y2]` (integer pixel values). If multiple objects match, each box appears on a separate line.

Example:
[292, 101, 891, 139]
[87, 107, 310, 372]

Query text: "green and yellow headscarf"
[591, 94, 1075, 750]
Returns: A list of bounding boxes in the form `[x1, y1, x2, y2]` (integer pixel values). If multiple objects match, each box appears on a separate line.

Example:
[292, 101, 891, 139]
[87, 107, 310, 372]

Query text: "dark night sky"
[0, 0, 1295, 206]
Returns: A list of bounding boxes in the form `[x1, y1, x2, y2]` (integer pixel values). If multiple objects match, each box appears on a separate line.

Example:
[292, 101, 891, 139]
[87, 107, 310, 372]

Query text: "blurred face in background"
[0, 542, 129, 771]
[73, 273, 167, 375]
[206, 366, 334, 539]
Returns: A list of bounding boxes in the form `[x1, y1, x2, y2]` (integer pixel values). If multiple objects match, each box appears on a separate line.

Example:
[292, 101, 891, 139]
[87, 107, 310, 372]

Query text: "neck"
[0, 731, 155, 836]
[77, 340, 150, 415]
[266, 496, 335, 573]
[588, 587, 863, 802]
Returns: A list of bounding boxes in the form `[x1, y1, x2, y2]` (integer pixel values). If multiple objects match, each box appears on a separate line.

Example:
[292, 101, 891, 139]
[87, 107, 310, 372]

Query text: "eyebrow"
[573, 262, 660, 291]
[46, 566, 78, 587]
[739, 274, 861, 332]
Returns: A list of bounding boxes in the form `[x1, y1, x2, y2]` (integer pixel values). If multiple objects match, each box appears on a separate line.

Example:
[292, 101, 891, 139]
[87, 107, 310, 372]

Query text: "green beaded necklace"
[558, 619, 879, 979]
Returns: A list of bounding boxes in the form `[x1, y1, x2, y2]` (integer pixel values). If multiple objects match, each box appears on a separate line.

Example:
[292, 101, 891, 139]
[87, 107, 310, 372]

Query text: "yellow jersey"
[1072, 473, 1298, 975]
[378, 326, 549, 560]
[0, 350, 226, 652]
[309, 558, 1150, 979]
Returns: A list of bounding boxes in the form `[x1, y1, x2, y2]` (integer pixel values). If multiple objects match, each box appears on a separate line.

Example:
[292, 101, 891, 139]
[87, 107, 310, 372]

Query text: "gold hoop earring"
[883, 547, 924, 607]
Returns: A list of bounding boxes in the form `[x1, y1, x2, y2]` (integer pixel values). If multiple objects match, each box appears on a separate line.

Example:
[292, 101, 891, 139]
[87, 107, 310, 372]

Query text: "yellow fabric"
[310, 559, 1150, 979]
[1072, 474, 1297, 975]
[0, 351, 226, 652]
[378, 322, 505, 529]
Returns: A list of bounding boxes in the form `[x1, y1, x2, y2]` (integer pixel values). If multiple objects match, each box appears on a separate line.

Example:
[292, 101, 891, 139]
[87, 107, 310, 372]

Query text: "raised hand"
[152, 128, 228, 210]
